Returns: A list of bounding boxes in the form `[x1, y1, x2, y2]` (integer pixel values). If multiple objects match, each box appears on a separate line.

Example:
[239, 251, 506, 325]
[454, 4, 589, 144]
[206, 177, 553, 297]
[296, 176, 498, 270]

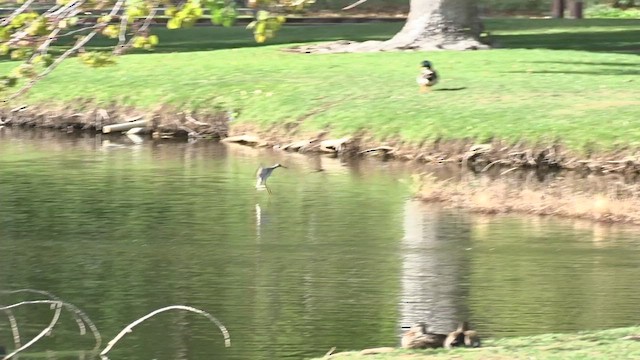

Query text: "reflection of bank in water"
[399, 200, 473, 336]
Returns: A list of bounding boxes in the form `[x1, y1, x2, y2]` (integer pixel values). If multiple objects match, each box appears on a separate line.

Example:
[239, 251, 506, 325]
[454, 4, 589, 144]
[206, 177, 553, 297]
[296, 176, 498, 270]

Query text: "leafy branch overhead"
[0, 0, 315, 100]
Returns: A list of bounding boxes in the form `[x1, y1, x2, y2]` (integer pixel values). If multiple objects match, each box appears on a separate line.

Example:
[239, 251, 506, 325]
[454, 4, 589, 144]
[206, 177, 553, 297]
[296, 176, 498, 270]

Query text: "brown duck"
[444, 321, 481, 349]
[401, 323, 448, 349]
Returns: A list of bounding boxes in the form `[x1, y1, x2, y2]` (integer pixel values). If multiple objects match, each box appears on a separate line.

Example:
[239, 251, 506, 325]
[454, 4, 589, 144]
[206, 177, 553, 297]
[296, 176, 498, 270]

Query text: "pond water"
[1, 128, 640, 360]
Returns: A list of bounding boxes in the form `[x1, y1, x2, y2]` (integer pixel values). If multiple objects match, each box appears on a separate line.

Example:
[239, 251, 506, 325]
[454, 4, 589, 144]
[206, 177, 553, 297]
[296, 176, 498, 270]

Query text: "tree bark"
[552, 0, 565, 18]
[285, 0, 488, 53]
[570, 1, 583, 19]
[380, 0, 487, 50]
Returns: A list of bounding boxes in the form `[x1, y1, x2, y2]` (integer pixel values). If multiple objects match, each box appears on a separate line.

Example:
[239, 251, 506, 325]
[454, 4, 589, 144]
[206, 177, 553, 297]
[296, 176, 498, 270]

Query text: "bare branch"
[3, 29, 98, 102]
[40, 4, 63, 17]
[50, 0, 83, 18]
[116, 7, 157, 55]
[108, 0, 126, 17]
[100, 305, 231, 357]
[138, 8, 158, 33]
[4, 0, 127, 102]
[342, 0, 368, 10]
[57, 25, 99, 38]
[1, 289, 84, 333]
[1, 301, 63, 360]
[28, 28, 60, 62]
[6, 0, 84, 47]
[0, 0, 38, 27]
[114, 14, 129, 53]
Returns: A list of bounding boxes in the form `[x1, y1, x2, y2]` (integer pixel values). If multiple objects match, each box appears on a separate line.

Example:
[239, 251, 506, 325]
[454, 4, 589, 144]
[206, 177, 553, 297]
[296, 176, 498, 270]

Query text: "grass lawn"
[2, 19, 639, 152]
[309, 326, 640, 360]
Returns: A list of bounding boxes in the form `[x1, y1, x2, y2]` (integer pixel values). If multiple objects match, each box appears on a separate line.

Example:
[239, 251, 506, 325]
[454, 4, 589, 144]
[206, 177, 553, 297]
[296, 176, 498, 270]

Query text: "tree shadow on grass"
[145, 19, 640, 55]
[0, 23, 404, 63]
[506, 69, 640, 76]
[491, 28, 640, 55]
[0, 19, 638, 63]
[531, 61, 640, 67]
[483, 18, 640, 31]
[102, 23, 404, 54]
[504, 57, 640, 76]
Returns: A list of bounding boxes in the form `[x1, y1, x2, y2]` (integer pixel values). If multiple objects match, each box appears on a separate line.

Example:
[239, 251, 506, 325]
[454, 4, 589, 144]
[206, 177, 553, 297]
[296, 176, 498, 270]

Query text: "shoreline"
[5, 103, 640, 176]
[309, 326, 640, 359]
[4, 104, 640, 227]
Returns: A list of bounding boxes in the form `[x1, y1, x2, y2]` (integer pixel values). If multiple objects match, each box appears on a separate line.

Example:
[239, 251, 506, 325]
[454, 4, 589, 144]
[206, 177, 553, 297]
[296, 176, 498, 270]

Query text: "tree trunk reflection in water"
[400, 200, 472, 334]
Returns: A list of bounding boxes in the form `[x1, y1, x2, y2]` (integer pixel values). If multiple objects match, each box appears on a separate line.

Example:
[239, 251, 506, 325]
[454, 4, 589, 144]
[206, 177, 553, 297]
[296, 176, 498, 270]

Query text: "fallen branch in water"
[1, 309, 21, 350]
[0, 301, 63, 360]
[100, 305, 231, 357]
[323, 346, 336, 358]
[0, 289, 102, 351]
[101, 117, 148, 134]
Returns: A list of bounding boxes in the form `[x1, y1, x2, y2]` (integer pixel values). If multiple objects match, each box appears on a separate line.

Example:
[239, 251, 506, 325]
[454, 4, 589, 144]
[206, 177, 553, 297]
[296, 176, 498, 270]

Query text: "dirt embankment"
[0, 102, 228, 140]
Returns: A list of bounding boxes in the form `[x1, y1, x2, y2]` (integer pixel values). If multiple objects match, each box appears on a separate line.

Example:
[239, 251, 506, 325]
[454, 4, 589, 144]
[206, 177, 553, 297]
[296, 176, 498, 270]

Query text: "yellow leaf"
[165, 6, 177, 16]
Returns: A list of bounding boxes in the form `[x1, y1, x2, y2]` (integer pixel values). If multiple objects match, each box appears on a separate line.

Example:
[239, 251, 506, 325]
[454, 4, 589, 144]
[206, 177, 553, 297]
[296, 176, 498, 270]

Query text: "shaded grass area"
[1, 19, 639, 152]
[65, 23, 406, 53]
[490, 19, 640, 53]
[310, 326, 640, 359]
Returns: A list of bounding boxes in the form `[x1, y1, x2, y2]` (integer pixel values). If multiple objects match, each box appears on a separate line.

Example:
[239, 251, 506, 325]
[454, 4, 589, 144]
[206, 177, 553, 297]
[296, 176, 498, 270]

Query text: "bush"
[478, 0, 552, 15]
[585, 4, 640, 17]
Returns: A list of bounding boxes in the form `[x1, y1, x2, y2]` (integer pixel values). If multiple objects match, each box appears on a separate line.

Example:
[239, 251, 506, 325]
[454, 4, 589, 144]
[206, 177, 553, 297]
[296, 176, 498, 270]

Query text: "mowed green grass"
[2, 19, 639, 151]
[309, 326, 640, 360]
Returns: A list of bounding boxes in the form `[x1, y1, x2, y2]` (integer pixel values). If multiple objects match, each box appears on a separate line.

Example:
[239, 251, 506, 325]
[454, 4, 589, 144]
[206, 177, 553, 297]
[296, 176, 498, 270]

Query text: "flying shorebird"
[255, 163, 286, 194]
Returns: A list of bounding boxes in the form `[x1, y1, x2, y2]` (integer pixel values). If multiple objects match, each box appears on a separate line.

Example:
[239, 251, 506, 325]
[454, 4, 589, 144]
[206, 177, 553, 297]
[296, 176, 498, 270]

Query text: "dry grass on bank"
[413, 171, 640, 225]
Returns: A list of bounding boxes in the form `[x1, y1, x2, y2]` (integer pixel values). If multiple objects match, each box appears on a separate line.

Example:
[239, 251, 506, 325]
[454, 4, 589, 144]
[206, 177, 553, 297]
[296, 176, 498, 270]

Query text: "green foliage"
[125, 0, 152, 20]
[586, 4, 640, 18]
[10, 48, 27, 60]
[166, 0, 204, 28]
[0, 0, 315, 98]
[32, 54, 54, 67]
[102, 24, 120, 38]
[246, 11, 286, 43]
[208, 0, 238, 27]
[478, 0, 552, 14]
[0, 75, 18, 87]
[131, 35, 159, 49]
[78, 51, 117, 67]
[12, 63, 36, 78]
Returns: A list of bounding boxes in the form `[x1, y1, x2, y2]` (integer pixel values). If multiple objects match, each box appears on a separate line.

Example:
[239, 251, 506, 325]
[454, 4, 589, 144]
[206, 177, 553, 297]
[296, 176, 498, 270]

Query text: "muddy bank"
[225, 124, 640, 181]
[0, 102, 229, 140]
[4, 103, 640, 179]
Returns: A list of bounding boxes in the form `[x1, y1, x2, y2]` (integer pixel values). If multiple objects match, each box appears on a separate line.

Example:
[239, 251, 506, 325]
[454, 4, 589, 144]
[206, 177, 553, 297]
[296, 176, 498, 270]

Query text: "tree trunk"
[381, 0, 487, 51]
[284, 0, 488, 53]
[570, 1, 583, 18]
[552, 0, 565, 18]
